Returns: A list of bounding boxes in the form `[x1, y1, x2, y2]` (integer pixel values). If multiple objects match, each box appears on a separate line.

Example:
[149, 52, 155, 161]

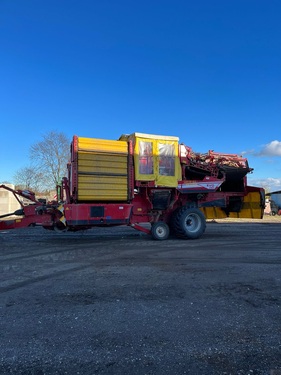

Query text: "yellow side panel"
[200, 192, 263, 220]
[229, 191, 263, 219]
[78, 175, 128, 201]
[78, 137, 128, 154]
[78, 153, 127, 175]
[200, 207, 228, 219]
[77, 136, 128, 201]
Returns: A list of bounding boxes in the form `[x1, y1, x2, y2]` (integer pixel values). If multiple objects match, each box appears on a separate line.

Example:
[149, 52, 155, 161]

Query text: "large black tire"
[172, 207, 206, 239]
[169, 207, 181, 236]
[151, 221, 170, 240]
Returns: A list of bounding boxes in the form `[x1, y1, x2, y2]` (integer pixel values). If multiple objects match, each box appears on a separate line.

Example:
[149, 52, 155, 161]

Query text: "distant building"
[0, 184, 21, 216]
[268, 190, 281, 215]
[264, 199, 271, 215]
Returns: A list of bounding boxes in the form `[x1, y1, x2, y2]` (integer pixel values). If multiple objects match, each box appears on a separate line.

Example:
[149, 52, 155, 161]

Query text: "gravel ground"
[0, 218, 281, 375]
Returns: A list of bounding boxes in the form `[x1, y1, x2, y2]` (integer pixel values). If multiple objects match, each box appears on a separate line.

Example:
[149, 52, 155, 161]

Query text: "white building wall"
[264, 200, 271, 214]
[0, 184, 21, 216]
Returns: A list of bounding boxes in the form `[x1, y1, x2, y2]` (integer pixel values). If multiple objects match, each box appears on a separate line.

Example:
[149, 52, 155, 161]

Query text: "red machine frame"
[0, 184, 53, 230]
[0, 135, 265, 240]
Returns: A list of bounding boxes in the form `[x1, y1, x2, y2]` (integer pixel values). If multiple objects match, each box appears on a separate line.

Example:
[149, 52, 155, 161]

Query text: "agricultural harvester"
[0, 132, 265, 239]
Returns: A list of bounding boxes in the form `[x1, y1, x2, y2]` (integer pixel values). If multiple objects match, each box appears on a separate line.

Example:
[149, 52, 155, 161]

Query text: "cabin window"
[139, 141, 154, 175]
[158, 143, 175, 176]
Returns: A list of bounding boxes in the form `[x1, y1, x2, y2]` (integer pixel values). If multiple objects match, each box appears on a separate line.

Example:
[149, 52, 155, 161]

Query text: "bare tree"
[13, 166, 47, 192]
[30, 131, 70, 189]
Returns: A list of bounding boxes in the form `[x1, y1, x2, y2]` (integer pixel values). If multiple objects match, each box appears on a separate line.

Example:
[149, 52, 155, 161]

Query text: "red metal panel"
[64, 203, 133, 226]
[0, 203, 53, 230]
[177, 177, 223, 193]
[0, 214, 52, 230]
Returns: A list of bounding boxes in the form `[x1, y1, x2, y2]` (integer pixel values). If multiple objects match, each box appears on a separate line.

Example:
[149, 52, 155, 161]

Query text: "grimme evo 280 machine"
[0, 132, 265, 240]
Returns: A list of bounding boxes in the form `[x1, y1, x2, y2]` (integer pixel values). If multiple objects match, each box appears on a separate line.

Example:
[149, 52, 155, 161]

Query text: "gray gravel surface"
[0, 221, 281, 375]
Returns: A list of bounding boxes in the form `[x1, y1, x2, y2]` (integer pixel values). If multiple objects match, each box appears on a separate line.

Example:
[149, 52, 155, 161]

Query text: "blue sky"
[0, 0, 280, 192]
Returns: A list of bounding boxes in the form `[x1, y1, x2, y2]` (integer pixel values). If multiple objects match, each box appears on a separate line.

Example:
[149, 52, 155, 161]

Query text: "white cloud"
[247, 177, 281, 193]
[259, 140, 281, 157]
